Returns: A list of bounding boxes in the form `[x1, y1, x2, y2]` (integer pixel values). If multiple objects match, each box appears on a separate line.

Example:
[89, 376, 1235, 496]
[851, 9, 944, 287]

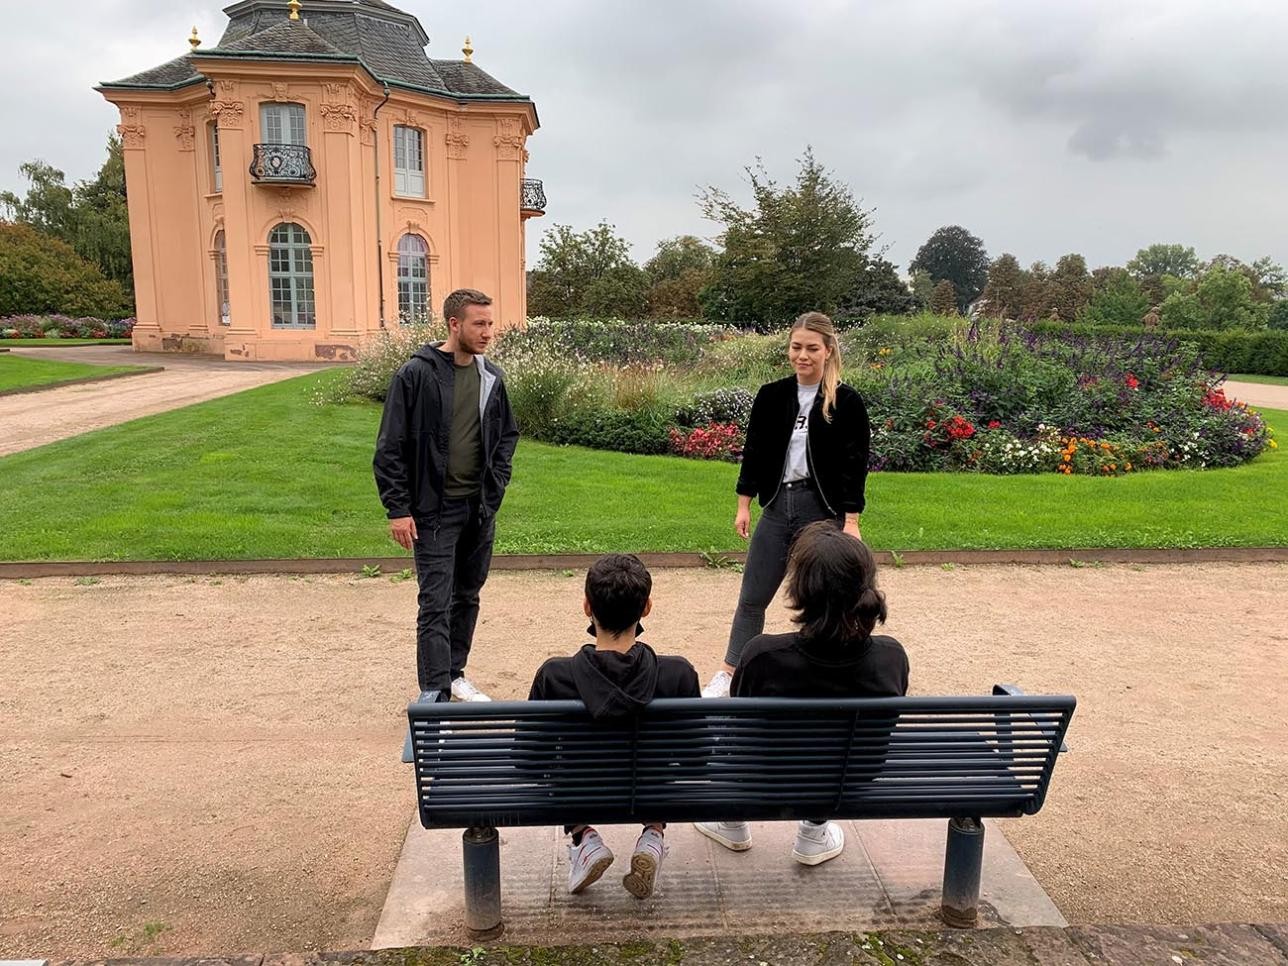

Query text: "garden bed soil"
[2, 563, 1286, 958]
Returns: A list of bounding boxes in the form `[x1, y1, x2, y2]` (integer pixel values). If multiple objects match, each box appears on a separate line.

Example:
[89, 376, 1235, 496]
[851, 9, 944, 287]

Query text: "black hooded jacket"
[372, 342, 519, 520]
[529, 642, 700, 719]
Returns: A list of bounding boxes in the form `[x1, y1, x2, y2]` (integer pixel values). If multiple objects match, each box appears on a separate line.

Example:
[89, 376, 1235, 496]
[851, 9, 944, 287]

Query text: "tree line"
[529, 150, 1288, 332]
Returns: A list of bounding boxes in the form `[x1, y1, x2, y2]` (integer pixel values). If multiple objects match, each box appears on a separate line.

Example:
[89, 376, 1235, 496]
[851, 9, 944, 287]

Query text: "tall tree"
[699, 148, 876, 326]
[929, 279, 958, 316]
[909, 269, 935, 311]
[839, 257, 915, 318]
[1048, 253, 1093, 322]
[1019, 261, 1054, 321]
[644, 235, 715, 318]
[1080, 267, 1150, 326]
[1127, 243, 1199, 280]
[981, 253, 1025, 319]
[1159, 263, 1270, 331]
[908, 225, 989, 312]
[1, 134, 134, 304]
[527, 221, 650, 318]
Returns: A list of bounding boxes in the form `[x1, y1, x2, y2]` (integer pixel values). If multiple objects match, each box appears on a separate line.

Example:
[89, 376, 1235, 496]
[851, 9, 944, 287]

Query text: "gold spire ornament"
[288, 0, 302, 21]
[189, 25, 200, 49]
[462, 35, 473, 63]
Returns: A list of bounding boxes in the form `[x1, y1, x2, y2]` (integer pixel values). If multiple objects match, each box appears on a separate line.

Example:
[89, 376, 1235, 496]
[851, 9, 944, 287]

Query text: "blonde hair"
[790, 311, 842, 422]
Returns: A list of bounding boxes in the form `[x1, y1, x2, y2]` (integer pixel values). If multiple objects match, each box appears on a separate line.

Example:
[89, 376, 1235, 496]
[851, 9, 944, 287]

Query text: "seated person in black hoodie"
[696, 522, 908, 866]
[529, 553, 700, 899]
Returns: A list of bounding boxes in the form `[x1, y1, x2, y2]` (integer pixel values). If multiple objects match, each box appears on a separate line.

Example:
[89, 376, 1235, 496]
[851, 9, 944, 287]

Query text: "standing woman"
[702, 311, 871, 698]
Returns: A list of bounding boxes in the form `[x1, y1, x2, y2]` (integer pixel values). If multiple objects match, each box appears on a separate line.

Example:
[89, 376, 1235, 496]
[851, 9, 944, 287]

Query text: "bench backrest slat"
[409, 695, 1075, 828]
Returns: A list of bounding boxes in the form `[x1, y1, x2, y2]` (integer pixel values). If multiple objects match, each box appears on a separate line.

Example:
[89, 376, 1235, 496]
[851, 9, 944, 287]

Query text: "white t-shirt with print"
[783, 382, 819, 482]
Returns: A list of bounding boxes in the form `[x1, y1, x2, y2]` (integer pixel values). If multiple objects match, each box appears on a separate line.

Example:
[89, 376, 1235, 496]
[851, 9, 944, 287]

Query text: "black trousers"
[411, 497, 496, 693]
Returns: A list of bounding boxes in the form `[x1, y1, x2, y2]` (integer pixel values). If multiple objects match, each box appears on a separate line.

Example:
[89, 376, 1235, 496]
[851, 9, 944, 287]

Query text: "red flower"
[926, 419, 937, 430]
[1124, 373, 1140, 390]
[987, 420, 1001, 430]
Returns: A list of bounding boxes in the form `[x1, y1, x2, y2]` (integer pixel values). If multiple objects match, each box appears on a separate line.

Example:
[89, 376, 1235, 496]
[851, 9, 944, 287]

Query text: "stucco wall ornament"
[321, 84, 357, 133]
[493, 117, 523, 160]
[117, 106, 147, 148]
[445, 117, 470, 159]
[174, 109, 196, 151]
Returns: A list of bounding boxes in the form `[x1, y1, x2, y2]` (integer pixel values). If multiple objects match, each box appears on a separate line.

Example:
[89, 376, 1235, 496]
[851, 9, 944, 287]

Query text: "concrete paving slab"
[372, 814, 1067, 948]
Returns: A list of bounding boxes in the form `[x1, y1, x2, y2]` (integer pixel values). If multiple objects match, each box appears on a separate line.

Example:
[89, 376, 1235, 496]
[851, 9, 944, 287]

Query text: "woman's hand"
[735, 505, 752, 540]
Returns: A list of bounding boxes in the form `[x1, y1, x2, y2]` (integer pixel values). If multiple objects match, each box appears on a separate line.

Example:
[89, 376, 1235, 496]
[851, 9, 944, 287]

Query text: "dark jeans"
[725, 482, 840, 668]
[412, 497, 496, 693]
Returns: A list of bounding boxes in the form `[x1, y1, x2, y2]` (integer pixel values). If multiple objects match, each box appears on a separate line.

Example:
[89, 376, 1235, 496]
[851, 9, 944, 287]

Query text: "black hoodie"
[529, 641, 700, 719]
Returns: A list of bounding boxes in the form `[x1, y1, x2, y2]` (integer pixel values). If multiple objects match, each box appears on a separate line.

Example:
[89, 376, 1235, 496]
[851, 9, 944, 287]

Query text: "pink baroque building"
[97, 0, 542, 361]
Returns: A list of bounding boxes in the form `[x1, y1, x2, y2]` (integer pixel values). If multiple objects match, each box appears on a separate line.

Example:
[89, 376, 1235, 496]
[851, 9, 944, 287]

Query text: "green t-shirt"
[444, 359, 482, 498]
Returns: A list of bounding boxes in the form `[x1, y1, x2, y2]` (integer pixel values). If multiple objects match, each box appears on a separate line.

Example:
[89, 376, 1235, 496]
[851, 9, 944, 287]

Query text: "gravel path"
[2, 563, 1286, 958]
[0, 346, 327, 456]
[1224, 379, 1288, 411]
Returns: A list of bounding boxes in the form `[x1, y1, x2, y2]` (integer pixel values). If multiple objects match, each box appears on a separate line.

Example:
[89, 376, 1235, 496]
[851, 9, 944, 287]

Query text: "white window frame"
[396, 233, 430, 322]
[214, 230, 230, 325]
[210, 121, 222, 193]
[393, 125, 426, 197]
[268, 222, 316, 329]
[260, 102, 307, 146]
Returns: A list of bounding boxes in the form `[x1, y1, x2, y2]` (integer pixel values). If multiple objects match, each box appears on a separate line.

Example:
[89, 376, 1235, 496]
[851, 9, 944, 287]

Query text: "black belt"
[782, 478, 813, 490]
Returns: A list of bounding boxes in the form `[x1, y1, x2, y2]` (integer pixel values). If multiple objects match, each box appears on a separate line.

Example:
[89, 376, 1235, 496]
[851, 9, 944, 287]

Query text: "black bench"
[407, 684, 1074, 937]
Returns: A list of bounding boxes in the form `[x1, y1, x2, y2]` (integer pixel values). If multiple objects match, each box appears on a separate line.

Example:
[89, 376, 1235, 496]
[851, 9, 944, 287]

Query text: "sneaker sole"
[622, 852, 659, 899]
[569, 853, 613, 894]
[791, 842, 844, 866]
[694, 823, 752, 852]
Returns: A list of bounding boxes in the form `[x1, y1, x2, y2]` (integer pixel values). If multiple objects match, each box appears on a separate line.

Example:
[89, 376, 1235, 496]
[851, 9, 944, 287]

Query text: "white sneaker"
[450, 676, 492, 702]
[622, 828, 667, 899]
[701, 670, 733, 698]
[694, 821, 752, 851]
[567, 828, 614, 894]
[792, 821, 844, 866]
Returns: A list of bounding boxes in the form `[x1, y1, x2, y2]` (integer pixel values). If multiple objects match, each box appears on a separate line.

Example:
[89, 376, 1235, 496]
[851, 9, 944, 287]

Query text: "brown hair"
[442, 288, 492, 323]
[786, 521, 886, 645]
[790, 311, 843, 421]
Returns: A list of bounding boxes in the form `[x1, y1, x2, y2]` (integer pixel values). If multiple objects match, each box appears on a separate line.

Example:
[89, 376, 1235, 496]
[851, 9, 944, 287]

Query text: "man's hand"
[735, 506, 752, 540]
[843, 515, 862, 542]
[389, 516, 418, 551]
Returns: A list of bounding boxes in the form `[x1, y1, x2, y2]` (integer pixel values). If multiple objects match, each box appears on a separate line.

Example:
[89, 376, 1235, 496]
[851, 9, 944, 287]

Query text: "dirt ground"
[2, 563, 1286, 959]
[0, 347, 326, 456]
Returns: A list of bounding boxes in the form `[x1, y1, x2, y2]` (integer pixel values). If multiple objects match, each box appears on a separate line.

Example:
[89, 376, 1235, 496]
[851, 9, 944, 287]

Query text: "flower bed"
[331, 316, 1273, 474]
[0, 314, 135, 340]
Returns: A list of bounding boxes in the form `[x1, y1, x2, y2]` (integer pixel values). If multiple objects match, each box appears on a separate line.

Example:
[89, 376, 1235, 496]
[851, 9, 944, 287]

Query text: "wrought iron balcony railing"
[249, 143, 316, 185]
[521, 178, 546, 216]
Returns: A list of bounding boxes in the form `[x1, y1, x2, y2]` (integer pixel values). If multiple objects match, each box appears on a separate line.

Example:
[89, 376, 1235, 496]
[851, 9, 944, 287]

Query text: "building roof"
[98, 0, 529, 103]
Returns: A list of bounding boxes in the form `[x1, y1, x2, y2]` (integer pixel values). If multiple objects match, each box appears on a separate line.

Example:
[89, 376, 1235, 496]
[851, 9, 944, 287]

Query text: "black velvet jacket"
[735, 376, 871, 514]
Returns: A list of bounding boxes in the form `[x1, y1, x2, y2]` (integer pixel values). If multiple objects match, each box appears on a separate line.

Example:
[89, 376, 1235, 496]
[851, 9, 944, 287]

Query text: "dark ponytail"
[786, 521, 887, 644]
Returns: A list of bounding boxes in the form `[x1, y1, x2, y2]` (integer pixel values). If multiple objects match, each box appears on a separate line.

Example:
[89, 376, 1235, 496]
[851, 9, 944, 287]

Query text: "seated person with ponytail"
[695, 521, 909, 866]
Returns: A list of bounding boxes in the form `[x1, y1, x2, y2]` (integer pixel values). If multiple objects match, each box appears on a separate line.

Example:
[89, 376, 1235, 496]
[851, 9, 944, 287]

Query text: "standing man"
[374, 288, 519, 703]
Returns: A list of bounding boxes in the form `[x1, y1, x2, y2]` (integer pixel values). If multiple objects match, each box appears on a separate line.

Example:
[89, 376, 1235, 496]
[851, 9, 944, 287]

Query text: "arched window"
[397, 233, 430, 322]
[268, 223, 316, 328]
[214, 230, 230, 326]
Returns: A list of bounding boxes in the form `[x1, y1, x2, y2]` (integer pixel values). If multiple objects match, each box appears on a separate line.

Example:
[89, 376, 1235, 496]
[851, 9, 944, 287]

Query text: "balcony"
[249, 144, 316, 186]
[521, 178, 546, 218]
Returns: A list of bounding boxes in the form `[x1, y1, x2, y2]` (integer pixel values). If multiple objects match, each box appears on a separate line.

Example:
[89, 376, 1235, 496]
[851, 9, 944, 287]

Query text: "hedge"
[1025, 320, 1288, 377]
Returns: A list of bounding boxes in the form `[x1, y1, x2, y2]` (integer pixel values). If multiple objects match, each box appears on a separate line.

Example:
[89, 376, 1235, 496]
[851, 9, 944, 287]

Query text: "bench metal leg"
[941, 816, 984, 928]
[462, 826, 503, 939]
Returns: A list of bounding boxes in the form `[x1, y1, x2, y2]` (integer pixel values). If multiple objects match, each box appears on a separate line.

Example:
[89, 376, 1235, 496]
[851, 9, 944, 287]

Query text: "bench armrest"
[993, 683, 1069, 752]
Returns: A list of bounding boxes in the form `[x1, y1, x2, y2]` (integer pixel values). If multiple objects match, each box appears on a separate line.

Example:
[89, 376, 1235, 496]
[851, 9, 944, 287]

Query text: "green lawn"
[0, 338, 132, 348]
[0, 354, 152, 393]
[0, 371, 1283, 561]
[1227, 373, 1288, 387]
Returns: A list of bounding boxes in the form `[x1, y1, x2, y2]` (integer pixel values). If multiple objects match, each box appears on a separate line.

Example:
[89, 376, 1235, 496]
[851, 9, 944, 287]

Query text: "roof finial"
[462, 35, 473, 63]
[189, 25, 201, 49]
[287, 0, 302, 21]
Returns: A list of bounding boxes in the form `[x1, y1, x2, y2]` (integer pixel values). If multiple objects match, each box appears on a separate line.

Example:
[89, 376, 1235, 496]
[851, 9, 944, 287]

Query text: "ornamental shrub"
[0, 223, 131, 318]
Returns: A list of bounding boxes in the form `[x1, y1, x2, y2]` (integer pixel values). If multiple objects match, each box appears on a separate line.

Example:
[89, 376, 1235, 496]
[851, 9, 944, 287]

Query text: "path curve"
[1224, 378, 1288, 411]
[0, 346, 329, 456]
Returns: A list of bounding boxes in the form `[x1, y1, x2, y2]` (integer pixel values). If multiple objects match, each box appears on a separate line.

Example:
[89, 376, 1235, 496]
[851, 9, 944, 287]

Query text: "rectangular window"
[210, 122, 222, 193]
[261, 103, 307, 146]
[393, 125, 425, 197]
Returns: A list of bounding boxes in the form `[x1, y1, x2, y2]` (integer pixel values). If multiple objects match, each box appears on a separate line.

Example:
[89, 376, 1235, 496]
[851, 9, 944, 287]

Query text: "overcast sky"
[2, 0, 1287, 272]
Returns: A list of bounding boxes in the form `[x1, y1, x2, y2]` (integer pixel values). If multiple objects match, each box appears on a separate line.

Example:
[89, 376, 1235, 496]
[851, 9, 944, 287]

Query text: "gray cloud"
[2, 0, 1286, 274]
